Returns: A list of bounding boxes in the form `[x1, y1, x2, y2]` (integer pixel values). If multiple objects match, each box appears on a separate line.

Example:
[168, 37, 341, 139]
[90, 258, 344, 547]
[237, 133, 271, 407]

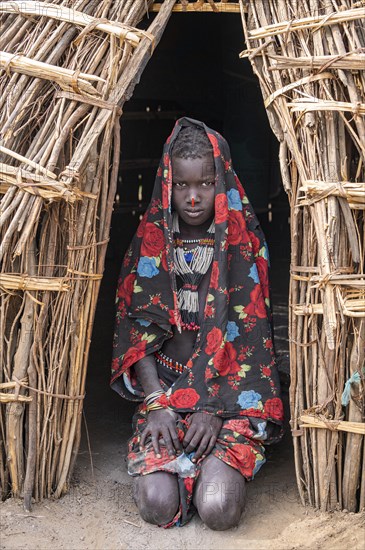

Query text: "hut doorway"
[83, 9, 292, 513]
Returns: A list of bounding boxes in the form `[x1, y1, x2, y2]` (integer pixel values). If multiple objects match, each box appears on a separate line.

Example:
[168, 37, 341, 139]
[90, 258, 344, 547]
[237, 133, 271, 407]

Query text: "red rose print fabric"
[111, 116, 283, 430]
[127, 406, 266, 527]
[169, 388, 200, 409]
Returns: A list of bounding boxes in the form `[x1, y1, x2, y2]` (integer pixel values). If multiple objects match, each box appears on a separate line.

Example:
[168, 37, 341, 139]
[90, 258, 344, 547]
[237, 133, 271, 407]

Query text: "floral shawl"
[111, 117, 283, 434]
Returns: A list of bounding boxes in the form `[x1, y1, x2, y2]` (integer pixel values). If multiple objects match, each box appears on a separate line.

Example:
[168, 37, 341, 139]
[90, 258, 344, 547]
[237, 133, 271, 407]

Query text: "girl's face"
[171, 154, 215, 227]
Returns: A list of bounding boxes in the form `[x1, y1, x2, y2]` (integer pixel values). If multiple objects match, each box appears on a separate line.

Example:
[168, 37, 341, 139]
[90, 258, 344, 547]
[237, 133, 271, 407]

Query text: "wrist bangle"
[144, 389, 165, 406]
[145, 393, 170, 412]
[146, 402, 165, 412]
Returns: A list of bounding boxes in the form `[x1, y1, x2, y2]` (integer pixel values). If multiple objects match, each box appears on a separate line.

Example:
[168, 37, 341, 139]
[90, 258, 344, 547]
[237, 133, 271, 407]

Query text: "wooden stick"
[0, 2, 144, 46]
[248, 7, 365, 39]
[268, 53, 365, 71]
[0, 51, 104, 96]
[288, 99, 365, 115]
[300, 416, 365, 435]
[0, 393, 32, 403]
[342, 319, 365, 511]
[0, 274, 70, 292]
[151, 2, 244, 12]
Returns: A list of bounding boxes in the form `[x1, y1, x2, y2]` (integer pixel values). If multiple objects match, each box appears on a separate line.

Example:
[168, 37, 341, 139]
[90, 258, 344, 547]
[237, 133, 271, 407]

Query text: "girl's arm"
[134, 355, 163, 396]
[134, 356, 182, 457]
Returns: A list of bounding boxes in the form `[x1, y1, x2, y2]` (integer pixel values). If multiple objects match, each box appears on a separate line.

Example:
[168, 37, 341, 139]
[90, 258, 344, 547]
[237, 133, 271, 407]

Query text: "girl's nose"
[189, 192, 200, 206]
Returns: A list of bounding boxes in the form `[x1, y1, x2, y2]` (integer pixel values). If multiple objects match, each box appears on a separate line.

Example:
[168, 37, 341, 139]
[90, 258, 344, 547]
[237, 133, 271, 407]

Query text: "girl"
[111, 117, 283, 530]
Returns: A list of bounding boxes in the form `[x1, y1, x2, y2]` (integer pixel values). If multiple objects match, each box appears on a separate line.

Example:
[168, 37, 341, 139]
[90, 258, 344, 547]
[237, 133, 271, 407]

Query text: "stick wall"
[241, 0, 364, 512]
[0, 0, 175, 509]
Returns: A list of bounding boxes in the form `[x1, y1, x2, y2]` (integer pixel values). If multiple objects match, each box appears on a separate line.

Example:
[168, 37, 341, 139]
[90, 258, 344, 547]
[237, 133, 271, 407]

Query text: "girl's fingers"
[203, 435, 217, 459]
[193, 434, 211, 461]
[168, 425, 182, 453]
[182, 424, 197, 449]
[161, 427, 176, 457]
[139, 428, 149, 450]
[184, 431, 203, 454]
[151, 434, 161, 458]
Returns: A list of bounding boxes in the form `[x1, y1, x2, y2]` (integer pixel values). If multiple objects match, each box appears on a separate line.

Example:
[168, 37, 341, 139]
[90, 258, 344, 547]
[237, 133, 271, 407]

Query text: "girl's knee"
[198, 497, 243, 530]
[138, 498, 177, 525]
[194, 462, 246, 530]
[134, 475, 179, 525]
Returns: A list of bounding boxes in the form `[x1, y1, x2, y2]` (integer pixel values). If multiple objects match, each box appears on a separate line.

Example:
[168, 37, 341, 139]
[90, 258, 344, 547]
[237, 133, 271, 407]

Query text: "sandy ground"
[1, 259, 364, 550]
[1, 382, 364, 550]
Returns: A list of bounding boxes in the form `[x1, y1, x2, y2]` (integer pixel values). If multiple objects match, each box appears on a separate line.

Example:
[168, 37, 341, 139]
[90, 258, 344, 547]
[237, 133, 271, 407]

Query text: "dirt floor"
[1, 259, 364, 550]
[2, 417, 364, 550]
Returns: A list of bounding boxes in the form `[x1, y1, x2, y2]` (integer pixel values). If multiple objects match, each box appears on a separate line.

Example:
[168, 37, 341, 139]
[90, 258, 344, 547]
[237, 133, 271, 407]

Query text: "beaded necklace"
[172, 212, 215, 330]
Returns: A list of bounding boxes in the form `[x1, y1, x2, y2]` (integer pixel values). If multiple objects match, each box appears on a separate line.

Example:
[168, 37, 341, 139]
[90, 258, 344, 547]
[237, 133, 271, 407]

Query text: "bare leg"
[134, 472, 179, 526]
[193, 455, 246, 531]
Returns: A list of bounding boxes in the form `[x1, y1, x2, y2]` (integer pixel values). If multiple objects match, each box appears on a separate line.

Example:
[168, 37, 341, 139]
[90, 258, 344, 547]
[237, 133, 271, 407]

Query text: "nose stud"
[191, 197, 195, 208]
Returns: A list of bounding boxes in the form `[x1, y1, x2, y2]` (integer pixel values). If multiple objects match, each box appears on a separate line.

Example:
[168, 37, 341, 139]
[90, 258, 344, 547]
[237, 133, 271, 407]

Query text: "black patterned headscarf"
[111, 117, 283, 434]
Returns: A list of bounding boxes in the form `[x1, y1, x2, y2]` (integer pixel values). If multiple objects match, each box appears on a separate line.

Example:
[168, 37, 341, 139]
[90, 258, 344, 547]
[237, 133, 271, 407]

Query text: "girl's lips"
[184, 210, 203, 218]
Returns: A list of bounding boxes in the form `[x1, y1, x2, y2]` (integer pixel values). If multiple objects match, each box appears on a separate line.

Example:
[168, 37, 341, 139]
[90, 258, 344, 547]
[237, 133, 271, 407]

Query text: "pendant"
[184, 251, 193, 263]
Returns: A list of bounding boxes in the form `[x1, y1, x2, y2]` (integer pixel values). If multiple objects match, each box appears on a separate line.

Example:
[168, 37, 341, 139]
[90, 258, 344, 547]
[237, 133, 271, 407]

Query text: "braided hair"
[171, 126, 213, 159]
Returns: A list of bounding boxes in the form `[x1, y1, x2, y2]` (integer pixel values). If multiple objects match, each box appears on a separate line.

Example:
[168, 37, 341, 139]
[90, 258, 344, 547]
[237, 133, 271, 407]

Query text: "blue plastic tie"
[341, 371, 361, 406]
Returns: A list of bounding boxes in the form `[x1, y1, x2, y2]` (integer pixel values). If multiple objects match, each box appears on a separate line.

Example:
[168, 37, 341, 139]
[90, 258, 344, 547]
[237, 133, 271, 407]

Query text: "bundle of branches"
[151, 1, 242, 12]
[0, 0, 176, 509]
[240, 0, 364, 512]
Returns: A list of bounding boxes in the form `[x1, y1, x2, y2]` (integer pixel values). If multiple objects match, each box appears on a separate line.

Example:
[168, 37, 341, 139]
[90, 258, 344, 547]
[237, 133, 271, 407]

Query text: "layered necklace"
[172, 212, 215, 330]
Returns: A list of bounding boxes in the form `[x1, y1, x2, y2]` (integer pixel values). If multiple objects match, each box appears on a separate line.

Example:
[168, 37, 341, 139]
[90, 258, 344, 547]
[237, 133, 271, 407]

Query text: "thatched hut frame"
[0, 0, 364, 513]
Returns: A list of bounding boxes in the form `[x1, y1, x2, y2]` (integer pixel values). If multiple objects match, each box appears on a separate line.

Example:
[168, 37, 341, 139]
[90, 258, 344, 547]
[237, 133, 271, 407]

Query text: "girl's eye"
[173, 181, 186, 188]
[202, 181, 214, 187]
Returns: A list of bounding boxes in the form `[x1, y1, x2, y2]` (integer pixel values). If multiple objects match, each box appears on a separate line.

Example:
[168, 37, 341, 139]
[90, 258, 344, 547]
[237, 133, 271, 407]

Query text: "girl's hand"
[183, 412, 223, 461]
[140, 409, 182, 458]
